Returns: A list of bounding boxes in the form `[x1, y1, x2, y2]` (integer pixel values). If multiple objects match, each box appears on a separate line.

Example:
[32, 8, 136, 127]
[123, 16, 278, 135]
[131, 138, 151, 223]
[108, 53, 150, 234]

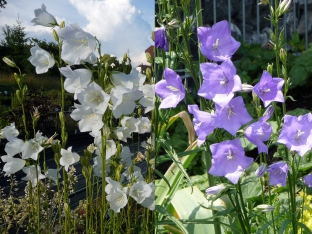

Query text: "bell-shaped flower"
[277, 113, 312, 156]
[57, 24, 97, 65]
[120, 146, 133, 167]
[28, 44, 55, 74]
[4, 137, 24, 156]
[155, 68, 185, 109]
[60, 146, 80, 171]
[77, 82, 110, 115]
[198, 59, 242, 106]
[209, 138, 254, 184]
[253, 71, 284, 107]
[255, 164, 266, 178]
[155, 27, 169, 52]
[188, 104, 215, 146]
[129, 180, 153, 204]
[110, 86, 143, 119]
[31, 4, 57, 27]
[21, 138, 44, 160]
[213, 96, 252, 136]
[198, 20, 240, 61]
[114, 127, 132, 142]
[140, 182, 155, 210]
[137, 117, 151, 134]
[112, 68, 146, 90]
[105, 177, 128, 212]
[1, 155, 26, 176]
[95, 139, 116, 160]
[93, 156, 110, 177]
[70, 103, 104, 135]
[267, 161, 288, 186]
[139, 84, 155, 113]
[60, 66, 92, 99]
[0, 123, 19, 141]
[303, 173, 312, 188]
[22, 165, 45, 187]
[121, 117, 140, 133]
[205, 184, 227, 195]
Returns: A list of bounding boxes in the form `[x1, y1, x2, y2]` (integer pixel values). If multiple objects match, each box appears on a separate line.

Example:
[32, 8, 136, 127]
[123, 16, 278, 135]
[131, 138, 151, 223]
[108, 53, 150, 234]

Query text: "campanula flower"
[208, 138, 254, 184]
[188, 104, 215, 146]
[155, 27, 168, 52]
[198, 20, 240, 61]
[277, 113, 312, 156]
[267, 161, 288, 186]
[198, 59, 242, 106]
[213, 96, 252, 136]
[303, 173, 312, 188]
[205, 184, 227, 195]
[155, 68, 185, 109]
[253, 71, 284, 107]
[22, 165, 45, 187]
[255, 164, 266, 178]
[1, 155, 25, 176]
[60, 146, 80, 171]
[31, 4, 57, 27]
[28, 44, 55, 74]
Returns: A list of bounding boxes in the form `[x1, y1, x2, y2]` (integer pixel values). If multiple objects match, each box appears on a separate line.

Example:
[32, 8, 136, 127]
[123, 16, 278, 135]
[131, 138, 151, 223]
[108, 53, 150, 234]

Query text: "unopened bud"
[240, 83, 254, 92]
[123, 53, 128, 62]
[280, 48, 287, 64]
[278, 0, 292, 15]
[255, 204, 275, 212]
[259, 0, 269, 5]
[3, 57, 17, 68]
[146, 68, 152, 80]
[167, 19, 180, 29]
[267, 63, 273, 75]
[87, 143, 97, 153]
[33, 107, 40, 120]
[59, 21, 65, 28]
[146, 52, 153, 65]
[52, 29, 59, 42]
[205, 184, 227, 195]
[255, 164, 266, 178]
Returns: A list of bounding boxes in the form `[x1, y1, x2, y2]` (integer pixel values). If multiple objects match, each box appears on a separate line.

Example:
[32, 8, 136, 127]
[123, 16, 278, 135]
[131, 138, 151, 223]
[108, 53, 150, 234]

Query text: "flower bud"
[146, 52, 153, 65]
[280, 48, 287, 64]
[240, 83, 254, 92]
[167, 19, 180, 29]
[278, 0, 292, 15]
[52, 29, 59, 43]
[59, 21, 65, 28]
[255, 164, 266, 178]
[205, 184, 227, 195]
[87, 143, 97, 153]
[146, 68, 152, 81]
[3, 57, 17, 68]
[258, 0, 269, 5]
[255, 204, 275, 212]
[267, 63, 273, 75]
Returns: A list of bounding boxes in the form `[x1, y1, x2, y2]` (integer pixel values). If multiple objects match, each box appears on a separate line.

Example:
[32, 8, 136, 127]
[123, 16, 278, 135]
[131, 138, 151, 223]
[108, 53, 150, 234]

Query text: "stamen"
[212, 38, 219, 50]
[166, 85, 179, 91]
[226, 106, 236, 120]
[260, 87, 271, 95]
[226, 149, 235, 160]
[295, 129, 305, 143]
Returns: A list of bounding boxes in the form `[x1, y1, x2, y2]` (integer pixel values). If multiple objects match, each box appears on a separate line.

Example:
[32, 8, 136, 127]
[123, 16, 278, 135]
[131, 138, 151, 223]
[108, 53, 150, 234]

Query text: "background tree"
[0, 0, 7, 11]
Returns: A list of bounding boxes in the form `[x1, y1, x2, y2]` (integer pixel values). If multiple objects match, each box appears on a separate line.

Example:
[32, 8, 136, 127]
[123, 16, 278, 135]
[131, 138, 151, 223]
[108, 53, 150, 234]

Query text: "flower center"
[89, 91, 102, 104]
[166, 85, 179, 91]
[294, 129, 305, 143]
[260, 87, 271, 95]
[212, 38, 219, 51]
[114, 194, 125, 206]
[226, 105, 236, 120]
[226, 149, 235, 161]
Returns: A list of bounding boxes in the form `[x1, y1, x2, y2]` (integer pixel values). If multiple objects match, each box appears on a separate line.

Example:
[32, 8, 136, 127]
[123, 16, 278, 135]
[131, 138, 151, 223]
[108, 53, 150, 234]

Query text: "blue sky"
[0, 0, 154, 66]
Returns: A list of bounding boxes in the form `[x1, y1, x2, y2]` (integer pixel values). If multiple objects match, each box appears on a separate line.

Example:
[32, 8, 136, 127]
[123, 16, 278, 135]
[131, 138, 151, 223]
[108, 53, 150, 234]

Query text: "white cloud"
[69, 0, 152, 66]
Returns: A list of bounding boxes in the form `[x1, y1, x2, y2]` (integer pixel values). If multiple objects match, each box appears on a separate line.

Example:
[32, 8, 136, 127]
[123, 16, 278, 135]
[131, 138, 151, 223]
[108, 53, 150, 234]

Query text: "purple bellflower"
[255, 164, 266, 178]
[303, 173, 312, 188]
[253, 71, 284, 107]
[213, 96, 252, 136]
[155, 68, 185, 109]
[188, 104, 215, 147]
[209, 138, 254, 184]
[244, 106, 274, 154]
[198, 20, 241, 61]
[267, 161, 288, 186]
[277, 113, 312, 156]
[198, 59, 242, 106]
[155, 27, 169, 52]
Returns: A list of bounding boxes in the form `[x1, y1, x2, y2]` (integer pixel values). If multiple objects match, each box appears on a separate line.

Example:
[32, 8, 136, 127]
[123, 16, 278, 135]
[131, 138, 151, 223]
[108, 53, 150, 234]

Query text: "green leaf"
[240, 137, 256, 152]
[279, 219, 291, 234]
[289, 64, 308, 88]
[156, 205, 190, 234]
[286, 108, 310, 116]
[155, 57, 163, 65]
[240, 175, 262, 201]
[297, 222, 312, 234]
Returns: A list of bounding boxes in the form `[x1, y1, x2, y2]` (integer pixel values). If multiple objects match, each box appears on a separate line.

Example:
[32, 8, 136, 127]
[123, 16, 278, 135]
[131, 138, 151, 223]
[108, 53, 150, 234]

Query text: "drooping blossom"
[213, 96, 252, 136]
[198, 59, 242, 106]
[277, 113, 312, 156]
[21, 138, 44, 160]
[22, 165, 46, 187]
[155, 27, 169, 51]
[105, 177, 128, 213]
[137, 117, 151, 134]
[267, 161, 288, 186]
[129, 180, 153, 204]
[31, 4, 57, 27]
[28, 44, 55, 74]
[59, 66, 92, 99]
[60, 146, 80, 171]
[205, 184, 227, 195]
[1, 155, 25, 176]
[244, 106, 274, 154]
[198, 20, 240, 61]
[303, 173, 312, 188]
[155, 68, 185, 109]
[253, 71, 284, 107]
[208, 138, 254, 184]
[140, 182, 155, 210]
[77, 82, 110, 115]
[57, 24, 97, 65]
[188, 104, 215, 146]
